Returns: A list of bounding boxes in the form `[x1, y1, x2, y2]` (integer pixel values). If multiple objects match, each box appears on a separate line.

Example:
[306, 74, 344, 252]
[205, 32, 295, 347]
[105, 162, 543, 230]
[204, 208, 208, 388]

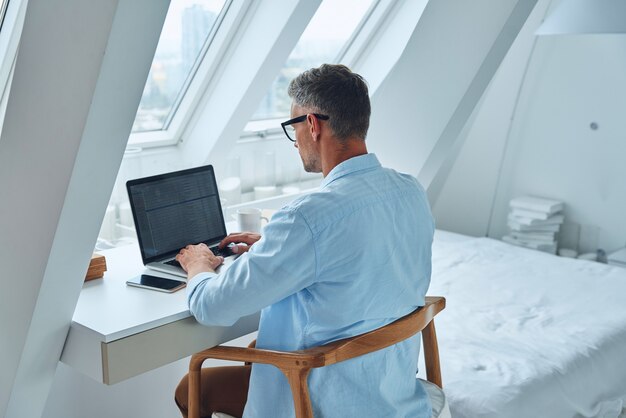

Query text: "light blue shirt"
[187, 153, 435, 418]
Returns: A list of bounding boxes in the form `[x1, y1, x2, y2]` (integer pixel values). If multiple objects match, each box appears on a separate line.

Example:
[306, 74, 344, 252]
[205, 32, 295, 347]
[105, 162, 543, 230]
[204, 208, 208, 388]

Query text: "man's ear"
[307, 114, 321, 141]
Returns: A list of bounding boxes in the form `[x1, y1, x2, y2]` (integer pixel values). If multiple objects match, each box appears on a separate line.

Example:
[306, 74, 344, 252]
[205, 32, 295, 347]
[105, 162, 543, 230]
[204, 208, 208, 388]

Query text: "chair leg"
[189, 357, 203, 418]
[422, 321, 442, 388]
[281, 367, 314, 418]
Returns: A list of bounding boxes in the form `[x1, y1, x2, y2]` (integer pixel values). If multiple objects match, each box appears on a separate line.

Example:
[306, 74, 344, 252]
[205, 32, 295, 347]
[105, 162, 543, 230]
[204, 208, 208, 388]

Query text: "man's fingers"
[175, 252, 188, 272]
[231, 244, 250, 254]
[219, 233, 247, 247]
[219, 233, 261, 248]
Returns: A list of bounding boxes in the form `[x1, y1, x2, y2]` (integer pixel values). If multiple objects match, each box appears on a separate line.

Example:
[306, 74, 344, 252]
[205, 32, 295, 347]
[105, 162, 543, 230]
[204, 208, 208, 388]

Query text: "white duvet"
[426, 231, 626, 418]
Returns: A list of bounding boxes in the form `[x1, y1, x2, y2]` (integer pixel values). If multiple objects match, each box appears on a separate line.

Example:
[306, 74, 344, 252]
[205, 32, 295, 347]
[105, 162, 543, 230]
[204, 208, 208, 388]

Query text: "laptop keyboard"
[164, 245, 234, 268]
[211, 245, 235, 257]
[165, 259, 182, 267]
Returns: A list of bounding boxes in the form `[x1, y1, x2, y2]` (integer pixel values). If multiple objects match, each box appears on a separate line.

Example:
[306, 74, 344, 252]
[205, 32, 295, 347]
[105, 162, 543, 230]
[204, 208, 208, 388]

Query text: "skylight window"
[132, 0, 228, 133]
[252, 0, 376, 121]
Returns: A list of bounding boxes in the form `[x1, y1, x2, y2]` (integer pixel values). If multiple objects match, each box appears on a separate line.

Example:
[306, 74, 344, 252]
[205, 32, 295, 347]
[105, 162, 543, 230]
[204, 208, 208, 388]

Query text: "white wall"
[367, 0, 536, 189]
[44, 360, 189, 418]
[433, 2, 626, 254]
[490, 35, 626, 252]
[432, 0, 550, 237]
[0, 0, 169, 416]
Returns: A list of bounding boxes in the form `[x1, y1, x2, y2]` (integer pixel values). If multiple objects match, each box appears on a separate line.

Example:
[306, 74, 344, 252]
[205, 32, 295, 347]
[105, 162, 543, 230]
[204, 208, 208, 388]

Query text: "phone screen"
[126, 275, 186, 292]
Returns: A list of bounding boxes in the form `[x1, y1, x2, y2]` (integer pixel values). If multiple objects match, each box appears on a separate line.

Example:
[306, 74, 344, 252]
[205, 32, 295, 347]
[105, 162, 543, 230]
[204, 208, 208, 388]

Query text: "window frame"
[0, 0, 25, 109]
[0, 0, 27, 142]
[0, 0, 10, 31]
[128, 0, 253, 148]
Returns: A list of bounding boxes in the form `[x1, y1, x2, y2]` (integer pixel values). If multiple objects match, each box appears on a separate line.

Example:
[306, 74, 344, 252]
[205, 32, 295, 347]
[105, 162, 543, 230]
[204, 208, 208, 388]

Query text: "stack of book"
[85, 253, 107, 282]
[502, 196, 564, 254]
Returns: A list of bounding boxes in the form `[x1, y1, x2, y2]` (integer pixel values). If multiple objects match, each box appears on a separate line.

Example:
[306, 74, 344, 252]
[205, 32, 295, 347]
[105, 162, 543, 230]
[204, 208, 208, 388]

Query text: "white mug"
[236, 208, 269, 233]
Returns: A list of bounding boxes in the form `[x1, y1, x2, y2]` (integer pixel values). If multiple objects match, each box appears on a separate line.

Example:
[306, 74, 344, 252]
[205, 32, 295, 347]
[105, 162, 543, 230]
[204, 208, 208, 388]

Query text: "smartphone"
[126, 274, 186, 293]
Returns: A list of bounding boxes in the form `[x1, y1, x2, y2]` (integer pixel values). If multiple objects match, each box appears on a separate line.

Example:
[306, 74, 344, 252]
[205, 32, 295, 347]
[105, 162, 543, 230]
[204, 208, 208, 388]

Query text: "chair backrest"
[308, 296, 445, 379]
[189, 296, 446, 418]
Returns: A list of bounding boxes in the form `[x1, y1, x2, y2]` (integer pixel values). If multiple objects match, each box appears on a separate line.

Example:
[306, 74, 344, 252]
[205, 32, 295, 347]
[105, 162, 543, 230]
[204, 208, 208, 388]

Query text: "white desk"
[60, 243, 260, 384]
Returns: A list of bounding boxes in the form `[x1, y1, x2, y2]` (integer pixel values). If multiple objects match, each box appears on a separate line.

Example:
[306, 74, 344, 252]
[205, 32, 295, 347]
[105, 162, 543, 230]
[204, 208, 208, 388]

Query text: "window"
[251, 0, 377, 121]
[132, 0, 228, 133]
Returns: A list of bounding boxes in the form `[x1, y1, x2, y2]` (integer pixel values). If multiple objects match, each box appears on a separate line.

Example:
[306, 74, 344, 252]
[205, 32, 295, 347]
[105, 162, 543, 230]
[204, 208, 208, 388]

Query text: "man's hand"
[176, 243, 224, 279]
[219, 232, 261, 254]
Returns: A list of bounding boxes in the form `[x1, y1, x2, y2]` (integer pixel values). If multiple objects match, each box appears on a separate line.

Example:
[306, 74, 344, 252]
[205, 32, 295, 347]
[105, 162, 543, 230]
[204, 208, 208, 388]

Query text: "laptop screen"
[126, 165, 227, 263]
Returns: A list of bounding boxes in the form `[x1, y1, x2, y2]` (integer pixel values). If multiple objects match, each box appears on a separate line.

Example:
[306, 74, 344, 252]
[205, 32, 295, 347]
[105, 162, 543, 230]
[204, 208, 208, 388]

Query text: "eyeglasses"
[281, 113, 329, 142]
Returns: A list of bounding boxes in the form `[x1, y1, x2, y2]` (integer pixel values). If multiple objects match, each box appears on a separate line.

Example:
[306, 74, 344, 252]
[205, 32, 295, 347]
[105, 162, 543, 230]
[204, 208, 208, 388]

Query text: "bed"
[422, 230, 626, 418]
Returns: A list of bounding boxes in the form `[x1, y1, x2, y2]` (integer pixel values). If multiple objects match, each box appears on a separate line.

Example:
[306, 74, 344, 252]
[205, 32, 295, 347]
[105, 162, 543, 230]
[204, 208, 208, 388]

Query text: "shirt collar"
[320, 153, 381, 189]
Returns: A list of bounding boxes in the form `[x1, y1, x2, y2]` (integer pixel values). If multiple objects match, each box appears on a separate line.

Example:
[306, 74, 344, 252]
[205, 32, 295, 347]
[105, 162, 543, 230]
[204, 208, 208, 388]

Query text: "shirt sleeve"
[186, 207, 317, 327]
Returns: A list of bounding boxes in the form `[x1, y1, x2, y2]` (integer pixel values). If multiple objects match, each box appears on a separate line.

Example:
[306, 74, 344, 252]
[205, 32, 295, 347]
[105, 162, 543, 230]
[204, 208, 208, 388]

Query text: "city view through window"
[132, 0, 227, 133]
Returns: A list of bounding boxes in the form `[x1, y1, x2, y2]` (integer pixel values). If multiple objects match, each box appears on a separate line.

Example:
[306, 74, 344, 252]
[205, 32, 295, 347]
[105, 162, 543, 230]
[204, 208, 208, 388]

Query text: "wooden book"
[85, 253, 107, 281]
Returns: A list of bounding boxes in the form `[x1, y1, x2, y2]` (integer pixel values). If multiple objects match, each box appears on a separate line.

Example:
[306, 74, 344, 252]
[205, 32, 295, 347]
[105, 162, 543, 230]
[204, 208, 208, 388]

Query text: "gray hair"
[288, 64, 371, 141]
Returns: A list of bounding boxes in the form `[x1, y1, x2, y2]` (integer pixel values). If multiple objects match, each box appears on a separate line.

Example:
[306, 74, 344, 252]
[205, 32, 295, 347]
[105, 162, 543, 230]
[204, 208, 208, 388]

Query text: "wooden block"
[85, 253, 107, 282]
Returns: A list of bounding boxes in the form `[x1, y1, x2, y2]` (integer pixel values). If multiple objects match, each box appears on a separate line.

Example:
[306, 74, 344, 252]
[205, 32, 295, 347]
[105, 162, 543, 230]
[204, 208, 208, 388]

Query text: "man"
[175, 64, 435, 418]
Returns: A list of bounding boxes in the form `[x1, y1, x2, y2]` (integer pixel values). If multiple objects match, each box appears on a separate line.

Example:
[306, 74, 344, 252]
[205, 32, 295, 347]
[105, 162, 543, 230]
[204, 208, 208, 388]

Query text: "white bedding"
[426, 230, 626, 418]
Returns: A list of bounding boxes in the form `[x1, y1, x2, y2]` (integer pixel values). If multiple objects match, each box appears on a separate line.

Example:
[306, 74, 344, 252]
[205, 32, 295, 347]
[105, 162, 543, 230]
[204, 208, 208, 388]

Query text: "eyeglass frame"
[281, 113, 329, 142]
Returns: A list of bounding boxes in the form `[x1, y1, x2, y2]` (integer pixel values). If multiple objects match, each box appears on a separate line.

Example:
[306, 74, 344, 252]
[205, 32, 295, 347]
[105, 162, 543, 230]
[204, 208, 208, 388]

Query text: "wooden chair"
[189, 296, 446, 418]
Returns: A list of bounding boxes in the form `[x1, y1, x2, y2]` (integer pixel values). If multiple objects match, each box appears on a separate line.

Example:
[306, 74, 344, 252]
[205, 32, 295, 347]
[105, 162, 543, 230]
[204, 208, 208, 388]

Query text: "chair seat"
[212, 380, 451, 418]
[420, 378, 451, 418]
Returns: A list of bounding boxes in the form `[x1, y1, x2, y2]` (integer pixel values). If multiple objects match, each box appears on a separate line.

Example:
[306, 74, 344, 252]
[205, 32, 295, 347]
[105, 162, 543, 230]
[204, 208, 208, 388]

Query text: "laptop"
[126, 165, 237, 278]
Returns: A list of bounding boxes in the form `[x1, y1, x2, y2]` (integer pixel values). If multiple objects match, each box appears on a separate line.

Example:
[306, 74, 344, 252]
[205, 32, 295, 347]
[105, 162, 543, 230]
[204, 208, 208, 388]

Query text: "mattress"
[423, 230, 626, 418]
